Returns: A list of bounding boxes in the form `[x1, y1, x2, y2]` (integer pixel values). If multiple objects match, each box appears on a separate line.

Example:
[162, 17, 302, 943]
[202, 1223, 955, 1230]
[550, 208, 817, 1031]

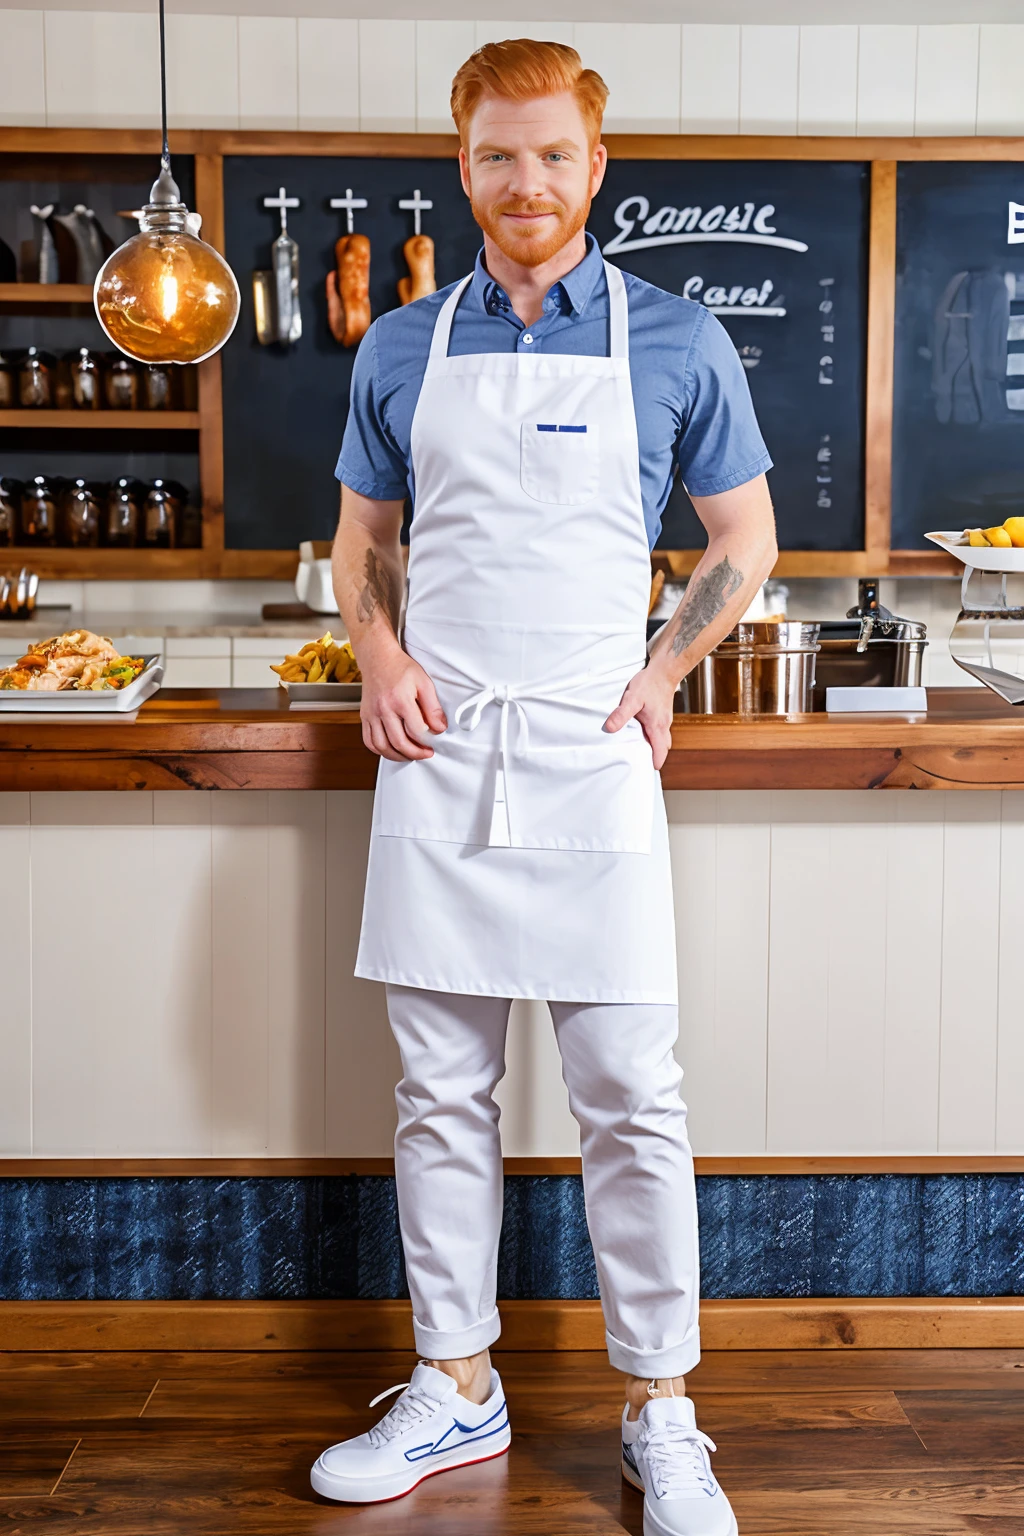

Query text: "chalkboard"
[221, 155, 868, 551]
[893, 162, 1024, 547]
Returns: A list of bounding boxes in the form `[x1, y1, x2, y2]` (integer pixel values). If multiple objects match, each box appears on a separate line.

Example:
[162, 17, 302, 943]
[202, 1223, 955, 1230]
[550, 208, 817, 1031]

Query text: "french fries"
[270, 632, 361, 686]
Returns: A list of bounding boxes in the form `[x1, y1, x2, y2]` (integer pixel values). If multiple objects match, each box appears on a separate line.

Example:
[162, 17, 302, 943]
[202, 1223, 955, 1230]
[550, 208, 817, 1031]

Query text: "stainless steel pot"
[686, 622, 821, 714]
[811, 618, 927, 707]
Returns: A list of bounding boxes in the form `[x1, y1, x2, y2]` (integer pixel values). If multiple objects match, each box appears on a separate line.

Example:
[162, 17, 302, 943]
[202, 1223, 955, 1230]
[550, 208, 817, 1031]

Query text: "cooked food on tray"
[959, 517, 1024, 548]
[271, 632, 360, 685]
[0, 629, 146, 692]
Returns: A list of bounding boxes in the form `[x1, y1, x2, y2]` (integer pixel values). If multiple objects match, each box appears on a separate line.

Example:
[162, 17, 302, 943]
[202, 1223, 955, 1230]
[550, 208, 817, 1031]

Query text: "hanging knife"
[262, 187, 301, 346]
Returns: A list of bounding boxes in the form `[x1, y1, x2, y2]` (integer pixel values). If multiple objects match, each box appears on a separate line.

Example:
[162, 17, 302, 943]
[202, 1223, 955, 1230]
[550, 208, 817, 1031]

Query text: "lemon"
[968, 529, 990, 546]
[984, 526, 1013, 547]
[1002, 516, 1024, 548]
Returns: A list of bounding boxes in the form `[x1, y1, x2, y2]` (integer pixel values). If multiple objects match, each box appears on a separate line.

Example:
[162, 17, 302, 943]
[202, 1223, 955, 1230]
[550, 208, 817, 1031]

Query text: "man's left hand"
[603, 663, 678, 770]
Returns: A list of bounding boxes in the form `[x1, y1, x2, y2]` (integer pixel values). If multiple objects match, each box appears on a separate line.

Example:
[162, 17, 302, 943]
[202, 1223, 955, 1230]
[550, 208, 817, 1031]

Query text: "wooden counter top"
[0, 687, 1020, 792]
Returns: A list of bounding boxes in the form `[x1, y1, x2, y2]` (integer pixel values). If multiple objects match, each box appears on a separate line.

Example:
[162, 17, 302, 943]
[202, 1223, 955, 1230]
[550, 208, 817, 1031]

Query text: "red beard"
[471, 193, 591, 267]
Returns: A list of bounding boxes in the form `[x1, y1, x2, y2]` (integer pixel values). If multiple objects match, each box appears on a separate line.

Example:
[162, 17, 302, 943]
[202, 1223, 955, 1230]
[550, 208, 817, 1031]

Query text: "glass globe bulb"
[94, 165, 240, 366]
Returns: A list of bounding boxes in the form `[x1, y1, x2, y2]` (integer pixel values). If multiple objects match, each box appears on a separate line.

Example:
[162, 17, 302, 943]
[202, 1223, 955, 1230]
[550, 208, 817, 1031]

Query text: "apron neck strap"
[603, 260, 628, 360]
[428, 263, 629, 361]
[428, 274, 474, 362]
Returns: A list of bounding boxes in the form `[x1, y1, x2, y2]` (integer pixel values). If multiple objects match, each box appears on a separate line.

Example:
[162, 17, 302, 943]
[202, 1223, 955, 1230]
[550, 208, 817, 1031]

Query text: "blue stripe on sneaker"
[405, 1400, 509, 1462]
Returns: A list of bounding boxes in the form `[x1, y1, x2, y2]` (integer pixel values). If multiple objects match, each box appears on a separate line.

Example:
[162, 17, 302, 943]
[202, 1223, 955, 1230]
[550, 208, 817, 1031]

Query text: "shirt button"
[523, 333, 534, 344]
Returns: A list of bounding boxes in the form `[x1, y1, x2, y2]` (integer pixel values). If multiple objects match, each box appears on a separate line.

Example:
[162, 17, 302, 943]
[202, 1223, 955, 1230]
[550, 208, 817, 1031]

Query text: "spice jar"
[104, 353, 139, 410]
[20, 475, 57, 545]
[143, 479, 178, 548]
[68, 347, 102, 411]
[64, 477, 101, 548]
[104, 477, 141, 548]
[18, 347, 54, 409]
[0, 477, 19, 546]
[142, 363, 174, 410]
[0, 353, 15, 410]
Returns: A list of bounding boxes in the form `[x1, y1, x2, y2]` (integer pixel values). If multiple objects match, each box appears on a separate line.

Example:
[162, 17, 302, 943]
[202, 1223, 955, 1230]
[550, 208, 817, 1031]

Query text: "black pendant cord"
[158, 0, 170, 170]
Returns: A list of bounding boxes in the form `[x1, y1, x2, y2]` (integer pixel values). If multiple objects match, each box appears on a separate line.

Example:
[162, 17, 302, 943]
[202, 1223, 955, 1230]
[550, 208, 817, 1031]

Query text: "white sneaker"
[310, 1361, 510, 1503]
[621, 1395, 738, 1536]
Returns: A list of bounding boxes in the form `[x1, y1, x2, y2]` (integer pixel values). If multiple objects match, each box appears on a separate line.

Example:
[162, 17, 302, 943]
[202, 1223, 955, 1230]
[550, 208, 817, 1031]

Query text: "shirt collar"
[472, 232, 605, 319]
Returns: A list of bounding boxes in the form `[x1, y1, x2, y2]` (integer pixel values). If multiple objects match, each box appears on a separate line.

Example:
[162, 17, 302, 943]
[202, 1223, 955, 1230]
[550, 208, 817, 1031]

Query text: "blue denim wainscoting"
[0, 1175, 1022, 1301]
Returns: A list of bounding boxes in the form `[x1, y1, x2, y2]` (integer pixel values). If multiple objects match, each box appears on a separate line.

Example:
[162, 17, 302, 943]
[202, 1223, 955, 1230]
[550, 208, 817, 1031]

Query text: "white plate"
[925, 530, 1024, 571]
[0, 655, 163, 712]
[280, 679, 361, 708]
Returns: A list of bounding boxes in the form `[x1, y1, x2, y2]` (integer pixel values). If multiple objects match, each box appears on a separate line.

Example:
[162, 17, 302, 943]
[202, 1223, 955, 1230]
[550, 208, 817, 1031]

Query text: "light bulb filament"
[160, 271, 179, 322]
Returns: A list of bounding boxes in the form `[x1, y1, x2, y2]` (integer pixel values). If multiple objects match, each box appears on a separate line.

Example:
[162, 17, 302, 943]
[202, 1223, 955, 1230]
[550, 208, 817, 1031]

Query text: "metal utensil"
[688, 621, 821, 714]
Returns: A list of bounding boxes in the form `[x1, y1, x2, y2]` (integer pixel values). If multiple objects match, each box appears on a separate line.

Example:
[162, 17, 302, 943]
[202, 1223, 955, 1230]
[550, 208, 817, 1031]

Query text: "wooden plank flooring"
[1, 1349, 1022, 1533]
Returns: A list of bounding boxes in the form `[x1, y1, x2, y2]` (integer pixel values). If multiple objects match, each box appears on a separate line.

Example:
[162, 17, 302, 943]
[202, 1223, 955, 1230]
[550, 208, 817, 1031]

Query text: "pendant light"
[93, 0, 240, 365]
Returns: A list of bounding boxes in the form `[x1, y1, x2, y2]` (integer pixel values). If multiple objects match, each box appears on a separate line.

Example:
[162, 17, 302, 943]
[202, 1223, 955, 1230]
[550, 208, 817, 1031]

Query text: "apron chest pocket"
[520, 422, 600, 506]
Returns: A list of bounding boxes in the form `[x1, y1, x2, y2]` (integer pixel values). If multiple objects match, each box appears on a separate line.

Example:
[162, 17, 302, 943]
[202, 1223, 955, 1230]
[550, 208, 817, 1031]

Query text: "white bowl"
[925, 530, 1024, 572]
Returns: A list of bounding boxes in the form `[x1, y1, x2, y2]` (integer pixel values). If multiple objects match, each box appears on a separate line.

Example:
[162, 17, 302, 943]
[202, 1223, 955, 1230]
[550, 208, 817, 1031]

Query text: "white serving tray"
[280, 679, 361, 710]
[0, 654, 163, 712]
[925, 530, 1024, 572]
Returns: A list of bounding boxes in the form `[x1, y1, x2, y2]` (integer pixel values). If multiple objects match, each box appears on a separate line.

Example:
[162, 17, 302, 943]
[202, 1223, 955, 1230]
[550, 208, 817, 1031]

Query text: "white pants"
[387, 984, 701, 1378]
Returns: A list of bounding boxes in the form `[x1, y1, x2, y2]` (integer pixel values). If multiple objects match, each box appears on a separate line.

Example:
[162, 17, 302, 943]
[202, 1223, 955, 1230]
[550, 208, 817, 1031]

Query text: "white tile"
[977, 25, 1024, 135]
[416, 19, 475, 135]
[266, 792, 327, 1157]
[30, 791, 153, 827]
[574, 23, 681, 134]
[232, 636, 310, 657]
[231, 658, 285, 689]
[996, 793, 1024, 1151]
[915, 24, 979, 135]
[798, 26, 859, 136]
[473, 21, 576, 48]
[668, 792, 721, 1157]
[44, 9, 159, 129]
[239, 16, 298, 132]
[496, 1000, 578, 1158]
[211, 793, 270, 1153]
[0, 10, 45, 127]
[359, 18, 416, 134]
[0, 818, 32, 1152]
[938, 794, 1001, 1152]
[739, 25, 799, 135]
[324, 791, 397, 1157]
[165, 13, 239, 131]
[882, 797, 944, 1151]
[298, 17, 359, 134]
[162, 659, 232, 689]
[857, 24, 917, 136]
[681, 25, 740, 135]
[166, 637, 232, 659]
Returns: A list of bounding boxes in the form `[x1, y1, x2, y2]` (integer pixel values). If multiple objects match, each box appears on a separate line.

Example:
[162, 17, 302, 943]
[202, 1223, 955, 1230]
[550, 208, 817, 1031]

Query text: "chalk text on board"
[1009, 202, 1024, 244]
[682, 276, 786, 316]
[602, 196, 810, 256]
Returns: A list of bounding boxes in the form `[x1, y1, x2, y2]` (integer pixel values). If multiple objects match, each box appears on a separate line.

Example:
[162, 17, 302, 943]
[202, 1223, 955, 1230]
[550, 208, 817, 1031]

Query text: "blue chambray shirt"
[336, 233, 771, 550]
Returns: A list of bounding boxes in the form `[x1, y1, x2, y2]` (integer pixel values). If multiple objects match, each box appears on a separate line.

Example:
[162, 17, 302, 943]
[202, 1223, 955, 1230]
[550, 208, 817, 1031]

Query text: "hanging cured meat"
[398, 234, 436, 306]
[327, 233, 371, 348]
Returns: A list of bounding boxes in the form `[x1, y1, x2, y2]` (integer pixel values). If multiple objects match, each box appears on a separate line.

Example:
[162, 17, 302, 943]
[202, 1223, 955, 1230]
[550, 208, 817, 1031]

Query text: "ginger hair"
[451, 38, 608, 146]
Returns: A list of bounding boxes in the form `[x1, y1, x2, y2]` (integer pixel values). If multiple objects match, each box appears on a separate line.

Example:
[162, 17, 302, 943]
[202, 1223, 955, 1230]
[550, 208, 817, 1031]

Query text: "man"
[311, 38, 775, 1536]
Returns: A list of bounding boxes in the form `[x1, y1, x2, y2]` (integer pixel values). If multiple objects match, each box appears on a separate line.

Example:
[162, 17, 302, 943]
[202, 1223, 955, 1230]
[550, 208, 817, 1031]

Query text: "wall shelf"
[0, 283, 94, 306]
[0, 410, 200, 430]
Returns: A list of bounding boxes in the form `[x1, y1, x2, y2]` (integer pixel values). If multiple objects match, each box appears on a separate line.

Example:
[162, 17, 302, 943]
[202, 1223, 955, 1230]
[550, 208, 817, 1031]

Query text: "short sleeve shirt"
[337, 233, 771, 550]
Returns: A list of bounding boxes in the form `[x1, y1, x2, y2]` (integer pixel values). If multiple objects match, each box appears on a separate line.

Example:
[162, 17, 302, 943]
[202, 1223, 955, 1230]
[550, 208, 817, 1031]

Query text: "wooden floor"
[2, 1348, 1023, 1534]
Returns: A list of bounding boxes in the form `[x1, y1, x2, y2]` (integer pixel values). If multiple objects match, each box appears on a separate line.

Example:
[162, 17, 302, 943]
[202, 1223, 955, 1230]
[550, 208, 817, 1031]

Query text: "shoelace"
[640, 1422, 718, 1498]
[365, 1381, 435, 1447]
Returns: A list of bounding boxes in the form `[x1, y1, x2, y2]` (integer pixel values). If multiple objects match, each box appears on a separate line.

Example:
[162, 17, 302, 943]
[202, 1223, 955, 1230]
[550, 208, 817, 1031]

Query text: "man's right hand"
[360, 646, 447, 762]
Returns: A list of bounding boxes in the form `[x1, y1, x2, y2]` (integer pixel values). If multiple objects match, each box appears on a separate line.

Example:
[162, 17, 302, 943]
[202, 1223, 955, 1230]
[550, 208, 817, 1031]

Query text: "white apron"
[355, 261, 677, 1004]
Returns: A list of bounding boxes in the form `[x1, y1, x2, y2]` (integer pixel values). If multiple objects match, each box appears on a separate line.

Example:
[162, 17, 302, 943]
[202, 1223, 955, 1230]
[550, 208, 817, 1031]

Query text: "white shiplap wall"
[0, 15, 1022, 135]
[1, 788, 1021, 1161]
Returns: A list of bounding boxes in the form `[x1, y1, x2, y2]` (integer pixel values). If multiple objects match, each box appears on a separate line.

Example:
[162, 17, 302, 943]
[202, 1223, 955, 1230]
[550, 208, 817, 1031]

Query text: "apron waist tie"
[453, 671, 605, 847]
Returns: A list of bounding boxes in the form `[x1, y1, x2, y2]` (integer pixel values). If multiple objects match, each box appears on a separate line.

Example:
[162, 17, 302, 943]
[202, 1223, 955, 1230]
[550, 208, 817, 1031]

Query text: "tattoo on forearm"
[356, 548, 399, 630]
[670, 555, 744, 656]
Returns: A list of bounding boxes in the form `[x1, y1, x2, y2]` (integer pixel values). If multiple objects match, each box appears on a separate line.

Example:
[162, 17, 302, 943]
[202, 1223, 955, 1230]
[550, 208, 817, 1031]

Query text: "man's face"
[459, 91, 607, 268]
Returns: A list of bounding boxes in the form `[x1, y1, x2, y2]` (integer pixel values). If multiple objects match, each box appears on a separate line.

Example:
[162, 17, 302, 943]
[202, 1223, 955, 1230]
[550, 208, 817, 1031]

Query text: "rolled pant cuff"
[412, 1307, 502, 1361]
[605, 1325, 701, 1379]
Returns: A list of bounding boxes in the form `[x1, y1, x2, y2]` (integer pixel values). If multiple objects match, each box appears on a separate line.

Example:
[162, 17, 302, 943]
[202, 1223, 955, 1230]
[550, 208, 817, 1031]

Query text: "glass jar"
[64, 478, 101, 548]
[142, 363, 174, 410]
[104, 354, 139, 411]
[143, 479, 178, 548]
[104, 477, 141, 548]
[18, 347, 54, 409]
[0, 353, 15, 410]
[0, 477, 19, 546]
[20, 475, 57, 545]
[68, 347, 102, 411]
